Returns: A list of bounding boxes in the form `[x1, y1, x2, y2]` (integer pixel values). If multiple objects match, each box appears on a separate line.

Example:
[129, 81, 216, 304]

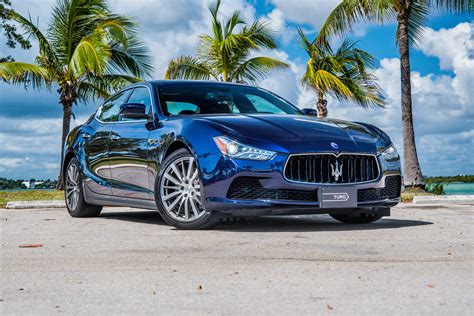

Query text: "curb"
[412, 195, 474, 205]
[6, 200, 66, 209]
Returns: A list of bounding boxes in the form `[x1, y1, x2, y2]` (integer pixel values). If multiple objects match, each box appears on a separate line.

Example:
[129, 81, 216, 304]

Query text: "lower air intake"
[227, 177, 317, 202]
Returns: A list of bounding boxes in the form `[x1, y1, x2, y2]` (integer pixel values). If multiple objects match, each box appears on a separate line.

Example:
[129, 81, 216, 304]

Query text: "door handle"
[81, 133, 91, 139]
[110, 135, 121, 140]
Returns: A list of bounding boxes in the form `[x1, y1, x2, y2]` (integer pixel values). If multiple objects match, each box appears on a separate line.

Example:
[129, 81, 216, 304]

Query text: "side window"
[245, 94, 286, 114]
[166, 102, 199, 115]
[126, 87, 153, 119]
[98, 91, 129, 122]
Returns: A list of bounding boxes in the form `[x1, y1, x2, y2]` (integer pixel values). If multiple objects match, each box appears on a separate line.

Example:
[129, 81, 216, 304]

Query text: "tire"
[155, 148, 216, 230]
[64, 157, 102, 217]
[330, 212, 383, 224]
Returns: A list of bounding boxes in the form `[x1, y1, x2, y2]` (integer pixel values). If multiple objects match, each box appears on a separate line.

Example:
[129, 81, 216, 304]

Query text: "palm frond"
[77, 74, 141, 101]
[339, 71, 385, 108]
[108, 31, 154, 79]
[429, 0, 474, 14]
[49, 0, 110, 64]
[224, 11, 245, 37]
[96, 14, 136, 49]
[165, 56, 214, 80]
[8, 10, 59, 69]
[68, 29, 111, 78]
[76, 81, 110, 101]
[0, 62, 51, 89]
[404, 0, 429, 46]
[315, 0, 395, 47]
[221, 33, 256, 58]
[208, 0, 223, 41]
[242, 19, 278, 49]
[297, 28, 314, 54]
[231, 57, 288, 83]
[304, 69, 353, 98]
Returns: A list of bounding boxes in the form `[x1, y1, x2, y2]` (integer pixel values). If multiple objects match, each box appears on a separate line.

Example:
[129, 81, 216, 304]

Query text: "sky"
[0, 0, 473, 179]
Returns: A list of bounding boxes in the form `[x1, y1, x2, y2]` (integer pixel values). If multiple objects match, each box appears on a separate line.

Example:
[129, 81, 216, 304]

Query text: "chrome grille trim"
[283, 153, 380, 185]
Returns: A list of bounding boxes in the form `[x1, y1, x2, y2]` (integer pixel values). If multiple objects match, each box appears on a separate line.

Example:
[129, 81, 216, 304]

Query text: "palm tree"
[298, 29, 384, 118]
[165, 0, 288, 83]
[0, 0, 153, 187]
[316, 0, 473, 187]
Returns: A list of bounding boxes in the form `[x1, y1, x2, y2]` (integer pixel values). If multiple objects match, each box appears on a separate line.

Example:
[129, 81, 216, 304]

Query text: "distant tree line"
[424, 175, 474, 184]
[0, 177, 58, 190]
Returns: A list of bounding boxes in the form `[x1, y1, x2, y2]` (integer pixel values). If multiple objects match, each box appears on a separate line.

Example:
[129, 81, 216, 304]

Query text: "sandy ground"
[1, 203, 473, 315]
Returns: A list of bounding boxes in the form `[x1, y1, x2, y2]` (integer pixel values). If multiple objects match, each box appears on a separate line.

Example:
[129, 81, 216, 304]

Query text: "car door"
[83, 90, 130, 196]
[109, 86, 154, 200]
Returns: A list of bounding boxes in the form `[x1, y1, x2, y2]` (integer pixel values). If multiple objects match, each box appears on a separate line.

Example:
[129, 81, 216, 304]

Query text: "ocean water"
[439, 183, 474, 195]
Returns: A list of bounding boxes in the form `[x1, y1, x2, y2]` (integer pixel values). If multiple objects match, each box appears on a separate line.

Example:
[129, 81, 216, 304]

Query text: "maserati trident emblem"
[331, 160, 343, 181]
[330, 142, 338, 149]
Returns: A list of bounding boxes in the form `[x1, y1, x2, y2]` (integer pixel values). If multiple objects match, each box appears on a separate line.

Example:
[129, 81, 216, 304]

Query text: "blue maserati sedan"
[63, 80, 401, 229]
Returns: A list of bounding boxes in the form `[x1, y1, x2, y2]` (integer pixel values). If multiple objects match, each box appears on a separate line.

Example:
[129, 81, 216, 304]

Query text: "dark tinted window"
[98, 90, 129, 122]
[158, 83, 300, 116]
[126, 87, 152, 117]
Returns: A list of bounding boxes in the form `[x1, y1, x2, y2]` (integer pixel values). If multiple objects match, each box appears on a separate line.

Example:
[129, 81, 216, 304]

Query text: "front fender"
[148, 119, 224, 186]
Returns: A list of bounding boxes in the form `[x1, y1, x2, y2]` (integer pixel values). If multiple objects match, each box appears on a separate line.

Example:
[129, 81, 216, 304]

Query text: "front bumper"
[200, 153, 401, 216]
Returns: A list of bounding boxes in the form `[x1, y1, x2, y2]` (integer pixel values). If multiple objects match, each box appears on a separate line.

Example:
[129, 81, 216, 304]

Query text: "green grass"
[0, 190, 63, 208]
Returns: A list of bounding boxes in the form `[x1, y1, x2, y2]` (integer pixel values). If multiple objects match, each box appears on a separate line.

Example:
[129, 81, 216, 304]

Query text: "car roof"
[148, 80, 249, 88]
[111, 80, 264, 99]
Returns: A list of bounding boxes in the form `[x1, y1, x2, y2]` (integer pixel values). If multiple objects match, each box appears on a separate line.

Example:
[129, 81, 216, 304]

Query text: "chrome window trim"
[283, 152, 381, 186]
[95, 85, 155, 124]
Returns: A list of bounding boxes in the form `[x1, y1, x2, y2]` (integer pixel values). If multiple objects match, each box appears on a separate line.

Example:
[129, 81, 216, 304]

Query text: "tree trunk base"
[317, 99, 328, 118]
[403, 184, 426, 192]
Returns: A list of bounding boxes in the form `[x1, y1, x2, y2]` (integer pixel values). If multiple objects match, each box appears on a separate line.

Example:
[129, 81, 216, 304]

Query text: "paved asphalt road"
[1, 204, 473, 315]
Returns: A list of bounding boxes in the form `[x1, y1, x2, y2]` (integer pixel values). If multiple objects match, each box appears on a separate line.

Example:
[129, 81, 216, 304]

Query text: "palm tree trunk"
[316, 92, 328, 118]
[56, 100, 73, 189]
[398, 11, 425, 188]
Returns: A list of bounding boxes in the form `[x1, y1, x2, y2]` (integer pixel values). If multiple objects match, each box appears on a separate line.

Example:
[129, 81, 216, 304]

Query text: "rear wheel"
[155, 149, 216, 230]
[65, 158, 102, 217]
[330, 212, 383, 224]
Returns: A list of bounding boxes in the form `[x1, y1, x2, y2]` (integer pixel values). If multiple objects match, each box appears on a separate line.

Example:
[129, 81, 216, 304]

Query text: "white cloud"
[263, 8, 296, 44]
[0, 115, 91, 179]
[270, 0, 341, 30]
[419, 22, 474, 107]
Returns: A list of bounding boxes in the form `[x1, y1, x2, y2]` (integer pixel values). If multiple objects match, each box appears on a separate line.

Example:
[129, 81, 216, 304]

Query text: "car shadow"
[99, 210, 433, 232]
[219, 215, 433, 232]
[100, 211, 168, 226]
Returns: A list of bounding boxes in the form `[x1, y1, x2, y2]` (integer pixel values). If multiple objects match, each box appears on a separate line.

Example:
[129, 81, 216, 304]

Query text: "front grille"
[227, 177, 317, 202]
[358, 176, 401, 202]
[284, 154, 379, 184]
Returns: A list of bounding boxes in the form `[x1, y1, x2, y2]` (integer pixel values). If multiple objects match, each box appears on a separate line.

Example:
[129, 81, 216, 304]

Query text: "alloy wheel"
[65, 163, 80, 211]
[160, 157, 205, 222]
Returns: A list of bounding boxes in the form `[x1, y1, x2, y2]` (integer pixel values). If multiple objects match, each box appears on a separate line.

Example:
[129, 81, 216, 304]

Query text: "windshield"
[158, 83, 301, 116]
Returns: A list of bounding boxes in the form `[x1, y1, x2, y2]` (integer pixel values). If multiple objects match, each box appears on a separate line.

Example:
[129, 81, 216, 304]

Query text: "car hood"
[196, 114, 381, 154]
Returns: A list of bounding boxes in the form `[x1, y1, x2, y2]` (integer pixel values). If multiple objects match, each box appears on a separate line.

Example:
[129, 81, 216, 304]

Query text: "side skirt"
[83, 183, 157, 210]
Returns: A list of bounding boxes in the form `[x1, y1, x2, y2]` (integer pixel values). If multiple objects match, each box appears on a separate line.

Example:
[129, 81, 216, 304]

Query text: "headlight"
[213, 136, 276, 161]
[380, 144, 399, 161]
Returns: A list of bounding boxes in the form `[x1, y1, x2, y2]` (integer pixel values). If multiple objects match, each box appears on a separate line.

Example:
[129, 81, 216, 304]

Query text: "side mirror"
[119, 103, 152, 121]
[301, 108, 318, 116]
